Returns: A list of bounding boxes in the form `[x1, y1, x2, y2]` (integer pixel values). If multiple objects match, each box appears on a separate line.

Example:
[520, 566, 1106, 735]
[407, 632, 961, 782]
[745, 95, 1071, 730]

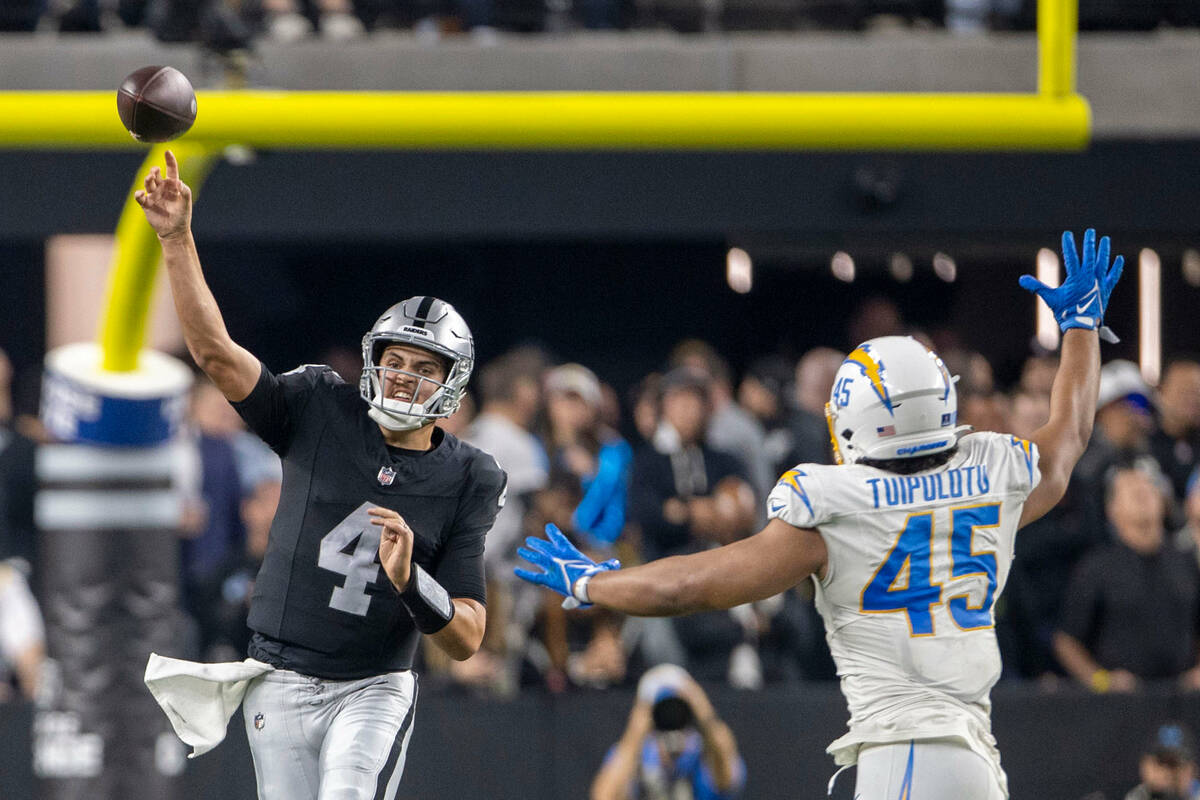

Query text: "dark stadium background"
[3, 22, 1200, 799]
[2, 143, 1198, 406]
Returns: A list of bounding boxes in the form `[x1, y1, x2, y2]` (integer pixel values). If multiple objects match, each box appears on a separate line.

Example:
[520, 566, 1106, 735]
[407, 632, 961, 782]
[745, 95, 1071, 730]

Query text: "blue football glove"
[514, 524, 621, 610]
[1019, 228, 1125, 343]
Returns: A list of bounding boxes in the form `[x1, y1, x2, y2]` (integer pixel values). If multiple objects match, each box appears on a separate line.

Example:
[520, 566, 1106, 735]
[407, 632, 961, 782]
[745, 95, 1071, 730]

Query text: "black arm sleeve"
[230, 363, 335, 455]
[436, 455, 507, 605]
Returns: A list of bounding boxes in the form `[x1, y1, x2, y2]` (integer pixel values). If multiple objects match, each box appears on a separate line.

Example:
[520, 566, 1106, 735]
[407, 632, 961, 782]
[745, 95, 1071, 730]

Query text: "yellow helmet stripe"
[845, 346, 893, 413]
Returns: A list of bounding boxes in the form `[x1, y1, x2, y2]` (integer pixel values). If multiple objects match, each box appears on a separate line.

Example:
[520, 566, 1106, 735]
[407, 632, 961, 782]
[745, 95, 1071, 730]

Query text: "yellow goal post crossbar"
[0, 92, 1088, 151]
[0, 0, 1084, 372]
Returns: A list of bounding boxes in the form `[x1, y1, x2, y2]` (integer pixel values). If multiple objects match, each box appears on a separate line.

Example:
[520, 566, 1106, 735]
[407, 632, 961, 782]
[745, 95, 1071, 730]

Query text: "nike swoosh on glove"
[514, 523, 621, 609]
[1018, 228, 1124, 343]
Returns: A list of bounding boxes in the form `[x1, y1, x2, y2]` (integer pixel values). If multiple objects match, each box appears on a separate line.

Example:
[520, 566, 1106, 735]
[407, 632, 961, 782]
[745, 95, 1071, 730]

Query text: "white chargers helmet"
[824, 335, 971, 465]
[359, 296, 474, 432]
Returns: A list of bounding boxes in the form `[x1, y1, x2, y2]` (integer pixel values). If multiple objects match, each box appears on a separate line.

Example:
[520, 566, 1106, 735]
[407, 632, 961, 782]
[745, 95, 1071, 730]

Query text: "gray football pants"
[242, 669, 418, 800]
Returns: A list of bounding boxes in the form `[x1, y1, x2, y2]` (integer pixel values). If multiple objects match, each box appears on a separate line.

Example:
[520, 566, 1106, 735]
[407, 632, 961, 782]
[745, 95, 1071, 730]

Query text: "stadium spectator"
[736, 355, 797, 483]
[461, 349, 549, 693]
[178, 379, 248, 623]
[669, 340, 771, 503]
[1019, 349, 1060, 397]
[631, 366, 755, 561]
[1150, 356, 1200, 503]
[1175, 467, 1200, 570]
[627, 366, 757, 682]
[466, 349, 548, 571]
[0, 559, 44, 702]
[528, 363, 632, 691]
[258, 0, 364, 40]
[1054, 465, 1200, 692]
[1124, 722, 1200, 800]
[945, 0, 1021, 33]
[1071, 359, 1159, 542]
[542, 363, 633, 550]
[591, 664, 744, 800]
[192, 446, 282, 662]
[783, 346, 842, 470]
[629, 373, 663, 446]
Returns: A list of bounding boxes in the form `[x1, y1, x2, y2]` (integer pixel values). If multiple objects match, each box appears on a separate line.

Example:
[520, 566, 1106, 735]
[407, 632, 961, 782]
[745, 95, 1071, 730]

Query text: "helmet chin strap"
[368, 405, 428, 432]
[367, 384, 448, 432]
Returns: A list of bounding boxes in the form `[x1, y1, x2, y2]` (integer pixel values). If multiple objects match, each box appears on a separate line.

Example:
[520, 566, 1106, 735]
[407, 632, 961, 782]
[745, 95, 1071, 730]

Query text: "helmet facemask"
[360, 336, 470, 432]
[358, 296, 476, 433]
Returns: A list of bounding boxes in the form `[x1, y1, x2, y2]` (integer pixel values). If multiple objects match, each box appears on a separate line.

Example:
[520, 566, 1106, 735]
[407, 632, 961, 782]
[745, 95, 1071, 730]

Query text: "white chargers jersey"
[766, 432, 1040, 797]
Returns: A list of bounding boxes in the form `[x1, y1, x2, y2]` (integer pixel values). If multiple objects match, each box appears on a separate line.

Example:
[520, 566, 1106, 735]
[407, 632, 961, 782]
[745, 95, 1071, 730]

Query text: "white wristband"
[573, 574, 593, 605]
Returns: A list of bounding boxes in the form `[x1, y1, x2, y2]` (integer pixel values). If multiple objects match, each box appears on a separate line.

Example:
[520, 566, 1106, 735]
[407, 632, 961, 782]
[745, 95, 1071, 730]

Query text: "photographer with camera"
[1125, 723, 1200, 800]
[591, 664, 744, 800]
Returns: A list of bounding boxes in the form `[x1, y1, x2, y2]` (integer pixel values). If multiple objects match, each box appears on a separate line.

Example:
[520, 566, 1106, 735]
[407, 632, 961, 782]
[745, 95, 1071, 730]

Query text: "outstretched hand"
[515, 524, 620, 609]
[134, 149, 192, 240]
[1019, 228, 1124, 342]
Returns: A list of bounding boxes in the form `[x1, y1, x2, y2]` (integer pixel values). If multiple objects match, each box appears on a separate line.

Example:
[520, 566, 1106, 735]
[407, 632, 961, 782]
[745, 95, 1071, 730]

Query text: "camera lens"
[651, 696, 694, 731]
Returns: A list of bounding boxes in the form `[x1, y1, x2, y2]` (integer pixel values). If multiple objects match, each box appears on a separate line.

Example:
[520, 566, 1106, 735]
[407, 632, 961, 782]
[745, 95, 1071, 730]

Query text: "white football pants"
[242, 669, 418, 800]
[853, 739, 1006, 800]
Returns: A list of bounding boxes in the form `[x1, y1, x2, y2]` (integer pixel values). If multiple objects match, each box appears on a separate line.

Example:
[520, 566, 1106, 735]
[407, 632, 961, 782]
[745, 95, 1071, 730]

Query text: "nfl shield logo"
[254, 713, 265, 731]
[377, 466, 396, 486]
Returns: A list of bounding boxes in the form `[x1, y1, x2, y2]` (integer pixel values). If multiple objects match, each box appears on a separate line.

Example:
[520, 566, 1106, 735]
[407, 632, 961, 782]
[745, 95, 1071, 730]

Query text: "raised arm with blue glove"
[1019, 228, 1125, 343]
[515, 524, 621, 609]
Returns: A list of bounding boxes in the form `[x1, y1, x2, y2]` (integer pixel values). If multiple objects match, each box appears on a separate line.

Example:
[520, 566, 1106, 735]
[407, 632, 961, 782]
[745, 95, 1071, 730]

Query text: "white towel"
[144, 652, 275, 758]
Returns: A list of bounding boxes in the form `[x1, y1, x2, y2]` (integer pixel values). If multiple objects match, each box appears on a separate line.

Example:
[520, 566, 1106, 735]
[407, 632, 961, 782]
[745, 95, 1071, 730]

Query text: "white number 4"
[317, 502, 382, 617]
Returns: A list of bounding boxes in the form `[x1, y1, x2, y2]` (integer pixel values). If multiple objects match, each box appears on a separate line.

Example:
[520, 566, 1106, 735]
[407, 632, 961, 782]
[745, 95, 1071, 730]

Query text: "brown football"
[116, 66, 197, 143]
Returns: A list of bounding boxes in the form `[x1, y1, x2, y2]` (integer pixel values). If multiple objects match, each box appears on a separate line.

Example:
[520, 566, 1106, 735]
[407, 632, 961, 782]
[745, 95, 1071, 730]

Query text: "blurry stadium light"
[889, 253, 914, 283]
[1139, 248, 1161, 386]
[726, 247, 753, 294]
[1183, 249, 1200, 288]
[932, 252, 957, 282]
[831, 252, 855, 283]
[1035, 248, 1061, 351]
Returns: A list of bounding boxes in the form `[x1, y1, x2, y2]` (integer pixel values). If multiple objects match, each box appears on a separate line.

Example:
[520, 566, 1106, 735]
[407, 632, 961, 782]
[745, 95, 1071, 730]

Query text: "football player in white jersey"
[517, 229, 1125, 800]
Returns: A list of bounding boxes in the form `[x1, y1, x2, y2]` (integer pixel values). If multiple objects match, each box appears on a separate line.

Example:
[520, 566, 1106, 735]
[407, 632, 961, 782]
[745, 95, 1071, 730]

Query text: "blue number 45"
[860, 503, 1000, 636]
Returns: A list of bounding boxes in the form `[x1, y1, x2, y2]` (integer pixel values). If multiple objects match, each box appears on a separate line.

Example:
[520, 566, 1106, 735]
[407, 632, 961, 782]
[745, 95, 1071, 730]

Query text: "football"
[116, 66, 197, 143]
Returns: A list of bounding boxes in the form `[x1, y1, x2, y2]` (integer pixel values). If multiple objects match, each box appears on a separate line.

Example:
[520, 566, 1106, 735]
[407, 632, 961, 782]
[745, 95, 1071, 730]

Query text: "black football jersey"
[231, 363, 506, 679]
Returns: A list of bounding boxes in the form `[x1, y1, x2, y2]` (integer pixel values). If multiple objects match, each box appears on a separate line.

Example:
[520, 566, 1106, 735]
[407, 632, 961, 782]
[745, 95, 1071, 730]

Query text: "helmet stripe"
[409, 296, 436, 328]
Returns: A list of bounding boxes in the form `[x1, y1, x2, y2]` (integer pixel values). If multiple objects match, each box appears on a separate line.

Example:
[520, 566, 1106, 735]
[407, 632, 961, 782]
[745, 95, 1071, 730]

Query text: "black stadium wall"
[0, 683, 1195, 800]
[1, 141, 1198, 241]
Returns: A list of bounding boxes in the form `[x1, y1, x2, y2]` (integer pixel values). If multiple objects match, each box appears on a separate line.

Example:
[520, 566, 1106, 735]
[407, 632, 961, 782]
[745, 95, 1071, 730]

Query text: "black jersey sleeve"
[435, 453, 507, 605]
[231, 363, 341, 455]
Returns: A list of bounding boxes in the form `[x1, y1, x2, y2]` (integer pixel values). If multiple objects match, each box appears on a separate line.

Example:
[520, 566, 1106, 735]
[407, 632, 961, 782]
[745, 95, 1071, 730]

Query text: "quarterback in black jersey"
[137, 151, 506, 799]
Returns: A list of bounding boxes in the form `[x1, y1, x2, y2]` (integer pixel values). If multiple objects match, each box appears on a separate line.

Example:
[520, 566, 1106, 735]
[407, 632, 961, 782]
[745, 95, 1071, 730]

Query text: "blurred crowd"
[2, 293, 1200, 710]
[1, 0, 1198, 46]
